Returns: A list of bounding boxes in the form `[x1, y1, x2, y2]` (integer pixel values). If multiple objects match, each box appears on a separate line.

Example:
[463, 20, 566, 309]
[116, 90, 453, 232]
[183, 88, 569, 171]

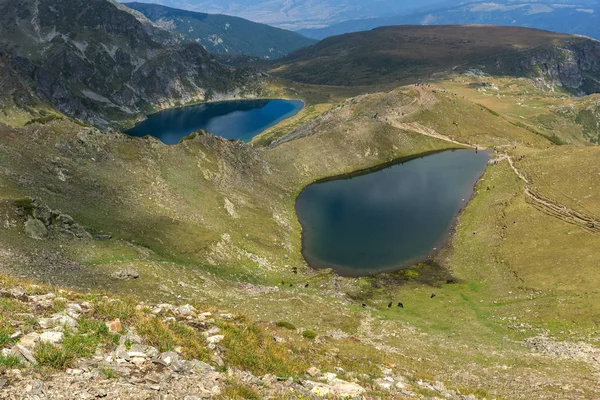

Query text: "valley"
[0, 1, 600, 398]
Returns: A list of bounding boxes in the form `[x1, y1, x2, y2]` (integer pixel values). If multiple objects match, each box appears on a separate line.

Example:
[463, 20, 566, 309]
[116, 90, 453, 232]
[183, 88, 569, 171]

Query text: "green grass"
[302, 330, 317, 340]
[0, 355, 22, 370]
[135, 318, 176, 353]
[275, 321, 296, 330]
[34, 342, 73, 369]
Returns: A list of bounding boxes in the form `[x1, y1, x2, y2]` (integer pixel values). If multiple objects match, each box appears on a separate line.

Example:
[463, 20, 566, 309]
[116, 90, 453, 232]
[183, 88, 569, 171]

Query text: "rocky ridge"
[0, 0, 259, 129]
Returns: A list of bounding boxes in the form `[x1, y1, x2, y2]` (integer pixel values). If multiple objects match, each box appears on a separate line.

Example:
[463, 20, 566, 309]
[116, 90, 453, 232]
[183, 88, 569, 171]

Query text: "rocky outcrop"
[0, 0, 258, 129]
[483, 37, 600, 96]
[16, 199, 92, 241]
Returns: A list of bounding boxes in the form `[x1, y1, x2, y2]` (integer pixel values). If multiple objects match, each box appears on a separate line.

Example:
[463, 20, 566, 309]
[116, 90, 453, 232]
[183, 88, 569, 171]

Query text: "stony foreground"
[0, 285, 481, 399]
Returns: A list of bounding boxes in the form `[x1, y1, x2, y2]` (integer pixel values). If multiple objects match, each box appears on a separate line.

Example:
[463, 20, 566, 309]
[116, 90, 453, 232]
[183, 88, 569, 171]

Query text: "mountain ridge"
[298, 0, 600, 40]
[123, 2, 316, 59]
[273, 25, 600, 95]
[0, 0, 258, 129]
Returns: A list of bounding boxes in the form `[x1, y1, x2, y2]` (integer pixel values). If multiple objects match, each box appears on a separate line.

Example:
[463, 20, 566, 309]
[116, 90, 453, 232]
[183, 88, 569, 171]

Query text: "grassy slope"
[1, 78, 600, 398]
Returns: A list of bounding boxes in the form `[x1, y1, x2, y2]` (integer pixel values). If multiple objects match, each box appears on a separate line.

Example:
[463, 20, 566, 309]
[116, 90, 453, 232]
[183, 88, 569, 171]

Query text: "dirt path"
[386, 99, 599, 234]
[499, 153, 600, 233]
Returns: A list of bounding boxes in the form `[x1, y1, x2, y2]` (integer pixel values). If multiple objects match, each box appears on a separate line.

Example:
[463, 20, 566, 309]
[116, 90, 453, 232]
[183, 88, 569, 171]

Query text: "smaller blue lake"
[125, 99, 304, 144]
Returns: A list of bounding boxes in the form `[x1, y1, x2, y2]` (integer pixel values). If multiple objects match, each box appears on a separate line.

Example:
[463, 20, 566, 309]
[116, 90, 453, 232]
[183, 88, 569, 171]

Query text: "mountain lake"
[296, 149, 491, 276]
[125, 99, 304, 144]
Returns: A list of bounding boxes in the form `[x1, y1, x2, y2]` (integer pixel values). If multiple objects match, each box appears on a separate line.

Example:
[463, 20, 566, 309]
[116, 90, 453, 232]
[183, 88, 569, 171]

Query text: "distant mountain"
[0, 0, 256, 128]
[273, 25, 600, 95]
[123, 2, 315, 59]
[298, 0, 600, 40]
[119, 0, 448, 30]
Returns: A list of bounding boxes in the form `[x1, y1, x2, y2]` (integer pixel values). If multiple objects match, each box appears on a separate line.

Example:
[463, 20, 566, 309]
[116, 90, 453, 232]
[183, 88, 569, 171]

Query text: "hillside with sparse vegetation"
[1, 0, 600, 398]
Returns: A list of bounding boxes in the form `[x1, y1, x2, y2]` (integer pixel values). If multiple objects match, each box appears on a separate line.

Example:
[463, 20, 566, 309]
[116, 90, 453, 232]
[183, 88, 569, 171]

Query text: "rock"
[8, 287, 29, 302]
[112, 268, 140, 280]
[13, 345, 37, 365]
[176, 304, 196, 316]
[205, 327, 221, 336]
[127, 351, 148, 358]
[19, 332, 40, 349]
[206, 335, 224, 344]
[40, 331, 64, 344]
[67, 303, 83, 315]
[25, 218, 48, 240]
[273, 336, 286, 343]
[323, 372, 337, 382]
[48, 312, 79, 329]
[160, 352, 180, 366]
[28, 379, 44, 394]
[129, 344, 160, 359]
[170, 359, 188, 373]
[376, 378, 393, 390]
[106, 319, 122, 333]
[326, 380, 365, 397]
[306, 367, 321, 377]
[120, 333, 142, 345]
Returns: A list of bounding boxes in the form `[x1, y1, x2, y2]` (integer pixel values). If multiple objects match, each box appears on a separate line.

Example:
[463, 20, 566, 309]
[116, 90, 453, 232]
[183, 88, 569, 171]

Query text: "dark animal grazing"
[361, 303, 367, 308]
[289, 284, 293, 287]
[281, 280, 285, 285]
[398, 302, 404, 308]
[430, 293, 436, 299]
[305, 284, 309, 288]
[388, 302, 393, 308]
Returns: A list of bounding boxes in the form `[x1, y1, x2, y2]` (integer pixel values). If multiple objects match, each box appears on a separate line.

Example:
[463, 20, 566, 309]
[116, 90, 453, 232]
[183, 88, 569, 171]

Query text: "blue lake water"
[295, 150, 490, 276]
[125, 99, 304, 144]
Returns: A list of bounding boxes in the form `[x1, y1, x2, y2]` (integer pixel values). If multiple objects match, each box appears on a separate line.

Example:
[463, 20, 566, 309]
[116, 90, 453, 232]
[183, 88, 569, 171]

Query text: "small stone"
[67, 368, 84, 375]
[127, 351, 148, 358]
[40, 331, 64, 344]
[19, 332, 40, 349]
[176, 304, 196, 316]
[9, 287, 29, 302]
[306, 367, 321, 377]
[129, 344, 160, 358]
[323, 372, 337, 382]
[120, 333, 142, 345]
[14, 345, 37, 365]
[160, 352, 180, 366]
[206, 335, 224, 344]
[29, 379, 44, 394]
[106, 318, 122, 333]
[205, 327, 221, 336]
[130, 357, 146, 367]
[112, 268, 140, 280]
[273, 336, 286, 343]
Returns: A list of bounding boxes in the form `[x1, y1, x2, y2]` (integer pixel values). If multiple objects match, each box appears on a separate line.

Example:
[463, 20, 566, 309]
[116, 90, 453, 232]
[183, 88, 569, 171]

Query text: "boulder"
[24, 218, 48, 240]
[19, 332, 40, 349]
[112, 268, 140, 280]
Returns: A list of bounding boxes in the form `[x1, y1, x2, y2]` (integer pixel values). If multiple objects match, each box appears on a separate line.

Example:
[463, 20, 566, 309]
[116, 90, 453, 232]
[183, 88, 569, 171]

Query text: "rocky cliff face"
[482, 37, 600, 96]
[0, 0, 258, 129]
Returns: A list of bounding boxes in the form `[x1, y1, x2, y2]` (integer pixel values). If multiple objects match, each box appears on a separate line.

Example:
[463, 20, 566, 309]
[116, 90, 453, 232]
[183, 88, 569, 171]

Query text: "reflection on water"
[295, 150, 490, 276]
[125, 99, 304, 144]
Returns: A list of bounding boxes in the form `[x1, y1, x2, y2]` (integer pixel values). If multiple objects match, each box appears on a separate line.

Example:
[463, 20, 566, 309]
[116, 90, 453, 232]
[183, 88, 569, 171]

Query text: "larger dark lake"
[295, 150, 490, 276]
[125, 99, 304, 144]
